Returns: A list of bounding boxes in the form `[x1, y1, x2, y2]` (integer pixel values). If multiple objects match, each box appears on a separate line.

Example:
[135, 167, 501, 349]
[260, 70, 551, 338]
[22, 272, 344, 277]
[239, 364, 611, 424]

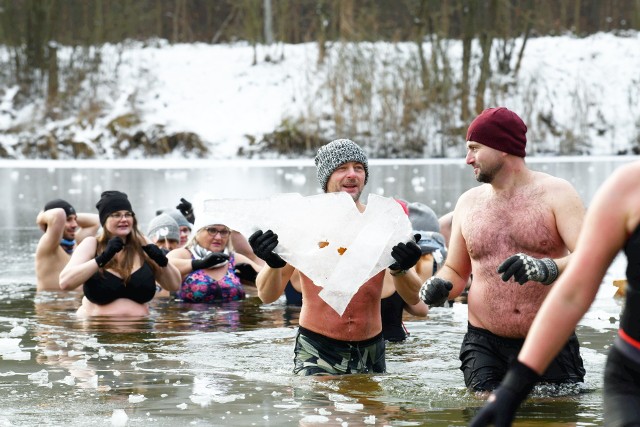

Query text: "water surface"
[0, 157, 635, 426]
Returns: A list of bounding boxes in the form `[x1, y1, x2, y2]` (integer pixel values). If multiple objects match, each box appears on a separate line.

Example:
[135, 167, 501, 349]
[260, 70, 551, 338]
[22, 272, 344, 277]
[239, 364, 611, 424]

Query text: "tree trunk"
[460, 0, 474, 122]
[263, 0, 273, 45]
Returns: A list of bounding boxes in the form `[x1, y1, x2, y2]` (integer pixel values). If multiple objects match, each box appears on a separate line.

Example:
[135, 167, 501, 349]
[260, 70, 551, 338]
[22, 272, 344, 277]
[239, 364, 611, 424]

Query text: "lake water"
[0, 157, 637, 427]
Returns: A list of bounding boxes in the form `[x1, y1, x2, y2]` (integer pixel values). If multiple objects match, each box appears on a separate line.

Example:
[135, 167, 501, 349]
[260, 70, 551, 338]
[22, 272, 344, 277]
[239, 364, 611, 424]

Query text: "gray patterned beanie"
[314, 139, 369, 191]
[147, 213, 180, 243]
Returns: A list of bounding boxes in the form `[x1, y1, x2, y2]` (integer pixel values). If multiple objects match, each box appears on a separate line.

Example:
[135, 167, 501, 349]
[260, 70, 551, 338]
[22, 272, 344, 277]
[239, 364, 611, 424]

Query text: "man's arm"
[36, 208, 67, 256]
[256, 264, 294, 303]
[436, 206, 472, 299]
[419, 204, 472, 306]
[391, 269, 422, 306]
[75, 213, 100, 243]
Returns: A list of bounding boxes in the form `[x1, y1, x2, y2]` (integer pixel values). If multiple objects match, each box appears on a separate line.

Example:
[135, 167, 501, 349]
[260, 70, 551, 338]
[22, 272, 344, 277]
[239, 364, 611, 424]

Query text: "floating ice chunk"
[128, 394, 147, 403]
[9, 325, 27, 337]
[300, 415, 329, 423]
[0, 338, 22, 355]
[59, 376, 76, 386]
[2, 351, 30, 361]
[28, 369, 49, 385]
[177, 403, 188, 410]
[335, 401, 364, 412]
[111, 409, 128, 426]
[274, 401, 301, 409]
[363, 415, 376, 424]
[83, 375, 98, 389]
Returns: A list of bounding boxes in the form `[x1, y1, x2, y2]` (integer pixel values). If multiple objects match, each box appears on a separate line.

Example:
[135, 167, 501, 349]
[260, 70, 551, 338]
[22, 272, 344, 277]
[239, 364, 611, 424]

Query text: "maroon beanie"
[466, 107, 528, 157]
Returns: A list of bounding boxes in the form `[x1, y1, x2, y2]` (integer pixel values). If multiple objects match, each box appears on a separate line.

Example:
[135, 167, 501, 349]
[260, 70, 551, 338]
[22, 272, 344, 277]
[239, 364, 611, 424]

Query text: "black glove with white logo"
[419, 277, 453, 307]
[497, 253, 558, 285]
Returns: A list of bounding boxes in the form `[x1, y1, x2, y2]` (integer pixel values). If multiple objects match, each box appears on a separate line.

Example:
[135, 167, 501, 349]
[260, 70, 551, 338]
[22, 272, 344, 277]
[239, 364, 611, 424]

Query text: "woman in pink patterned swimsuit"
[168, 222, 262, 303]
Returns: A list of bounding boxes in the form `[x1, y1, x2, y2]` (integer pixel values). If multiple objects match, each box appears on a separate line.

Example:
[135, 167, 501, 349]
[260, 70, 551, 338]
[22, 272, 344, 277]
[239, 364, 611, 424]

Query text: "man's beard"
[475, 162, 502, 183]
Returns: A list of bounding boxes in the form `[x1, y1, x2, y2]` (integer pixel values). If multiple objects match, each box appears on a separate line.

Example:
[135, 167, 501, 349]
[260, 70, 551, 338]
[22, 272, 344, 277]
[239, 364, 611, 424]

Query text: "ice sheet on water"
[110, 409, 128, 426]
[194, 192, 412, 316]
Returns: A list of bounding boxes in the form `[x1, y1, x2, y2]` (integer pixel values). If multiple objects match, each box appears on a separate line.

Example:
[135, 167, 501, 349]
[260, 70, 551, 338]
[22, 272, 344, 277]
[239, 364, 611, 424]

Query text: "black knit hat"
[314, 139, 369, 191]
[44, 199, 76, 217]
[96, 191, 133, 225]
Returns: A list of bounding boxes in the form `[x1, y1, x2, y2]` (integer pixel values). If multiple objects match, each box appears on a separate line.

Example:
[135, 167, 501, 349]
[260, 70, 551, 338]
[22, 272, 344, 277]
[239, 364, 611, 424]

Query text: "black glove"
[419, 277, 453, 306]
[469, 360, 541, 427]
[235, 263, 258, 282]
[497, 253, 558, 285]
[95, 237, 125, 267]
[176, 198, 195, 224]
[248, 230, 286, 268]
[142, 244, 169, 267]
[191, 252, 229, 270]
[389, 234, 422, 272]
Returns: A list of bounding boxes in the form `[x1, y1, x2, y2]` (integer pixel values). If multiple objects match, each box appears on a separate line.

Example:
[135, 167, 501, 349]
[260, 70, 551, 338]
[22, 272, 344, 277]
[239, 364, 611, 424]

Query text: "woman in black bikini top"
[59, 190, 181, 317]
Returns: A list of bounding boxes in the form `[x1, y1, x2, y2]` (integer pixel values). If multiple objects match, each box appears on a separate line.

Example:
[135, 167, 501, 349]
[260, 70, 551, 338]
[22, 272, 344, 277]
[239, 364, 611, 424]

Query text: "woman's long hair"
[96, 215, 161, 282]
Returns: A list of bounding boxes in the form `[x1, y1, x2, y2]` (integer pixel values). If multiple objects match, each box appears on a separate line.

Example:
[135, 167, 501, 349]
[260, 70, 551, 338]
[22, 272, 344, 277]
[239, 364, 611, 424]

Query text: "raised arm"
[75, 213, 100, 243]
[36, 208, 67, 255]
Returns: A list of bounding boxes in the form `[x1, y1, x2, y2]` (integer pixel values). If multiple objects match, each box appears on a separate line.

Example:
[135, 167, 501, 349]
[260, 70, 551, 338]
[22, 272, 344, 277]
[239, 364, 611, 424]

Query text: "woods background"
[1, 0, 639, 159]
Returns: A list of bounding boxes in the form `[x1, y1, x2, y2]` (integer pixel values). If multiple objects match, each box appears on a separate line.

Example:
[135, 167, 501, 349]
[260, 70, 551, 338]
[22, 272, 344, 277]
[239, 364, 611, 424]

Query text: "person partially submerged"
[59, 191, 181, 317]
[35, 199, 100, 291]
[250, 139, 423, 375]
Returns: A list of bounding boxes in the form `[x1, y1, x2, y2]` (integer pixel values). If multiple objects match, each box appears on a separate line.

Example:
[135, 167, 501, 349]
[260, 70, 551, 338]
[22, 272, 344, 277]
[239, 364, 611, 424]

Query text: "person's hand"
[235, 263, 258, 282]
[176, 198, 195, 223]
[191, 252, 229, 270]
[142, 244, 169, 267]
[419, 277, 453, 306]
[248, 230, 286, 268]
[389, 234, 422, 273]
[497, 253, 558, 285]
[95, 237, 125, 267]
[469, 360, 541, 427]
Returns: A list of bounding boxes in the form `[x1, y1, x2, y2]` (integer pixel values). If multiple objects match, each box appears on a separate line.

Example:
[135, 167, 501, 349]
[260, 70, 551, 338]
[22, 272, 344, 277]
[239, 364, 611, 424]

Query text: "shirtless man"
[35, 199, 100, 291]
[419, 107, 586, 392]
[250, 139, 423, 375]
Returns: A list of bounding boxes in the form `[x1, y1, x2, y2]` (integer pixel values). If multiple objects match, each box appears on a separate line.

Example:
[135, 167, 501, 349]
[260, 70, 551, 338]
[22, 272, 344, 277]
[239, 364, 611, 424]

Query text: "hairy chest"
[462, 188, 563, 261]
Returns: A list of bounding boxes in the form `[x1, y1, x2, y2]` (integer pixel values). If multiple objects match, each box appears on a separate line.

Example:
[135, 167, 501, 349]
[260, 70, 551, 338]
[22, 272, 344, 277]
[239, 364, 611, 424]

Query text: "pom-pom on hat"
[315, 139, 369, 192]
[44, 199, 76, 217]
[96, 190, 133, 225]
[466, 107, 528, 157]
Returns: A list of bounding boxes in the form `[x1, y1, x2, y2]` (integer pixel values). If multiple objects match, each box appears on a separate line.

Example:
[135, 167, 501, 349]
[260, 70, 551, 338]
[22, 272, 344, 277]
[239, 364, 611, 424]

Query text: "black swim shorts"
[460, 323, 585, 392]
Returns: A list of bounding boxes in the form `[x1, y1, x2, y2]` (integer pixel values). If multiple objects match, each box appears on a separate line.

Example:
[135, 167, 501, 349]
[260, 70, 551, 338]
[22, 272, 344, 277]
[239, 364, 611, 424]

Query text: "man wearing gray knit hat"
[315, 138, 369, 194]
[147, 213, 180, 253]
[249, 138, 423, 376]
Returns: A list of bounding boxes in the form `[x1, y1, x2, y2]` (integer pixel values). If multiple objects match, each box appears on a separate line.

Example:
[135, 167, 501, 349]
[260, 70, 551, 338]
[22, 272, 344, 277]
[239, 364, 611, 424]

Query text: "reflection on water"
[1, 158, 636, 426]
